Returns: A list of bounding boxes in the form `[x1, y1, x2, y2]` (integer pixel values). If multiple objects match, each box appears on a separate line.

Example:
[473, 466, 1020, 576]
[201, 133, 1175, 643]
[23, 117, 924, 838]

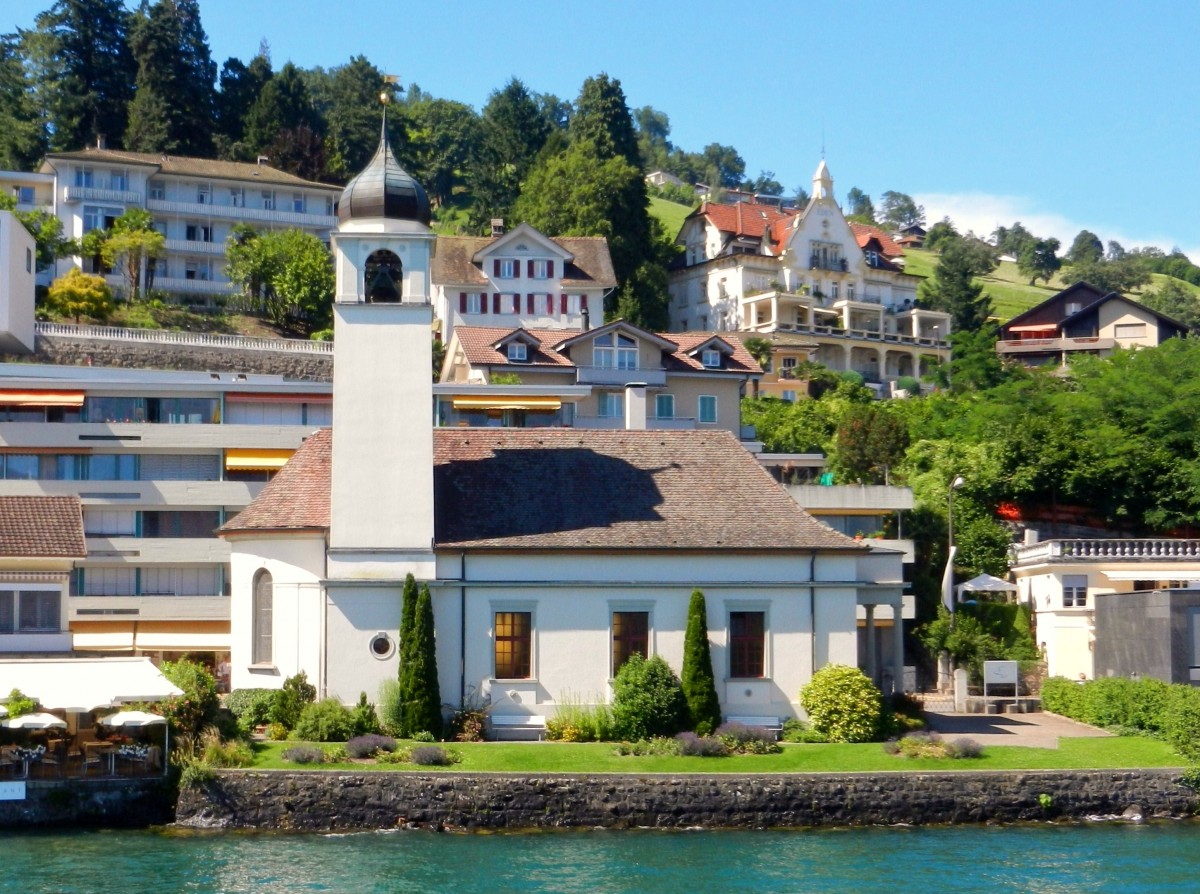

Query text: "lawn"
[249, 735, 1182, 774]
[649, 196, 694, 240]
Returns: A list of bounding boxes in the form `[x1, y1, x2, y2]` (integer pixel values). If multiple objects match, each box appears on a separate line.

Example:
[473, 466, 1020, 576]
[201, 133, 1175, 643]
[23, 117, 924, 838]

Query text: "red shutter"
[547, 260, 554, 279]
[481, 293, 489, 314]
[527, 259, 534, 278]
[459, 292, 467, 313]
[493, 293, 501, 314]
[546, 294, 554, 314]
[527, 293, 534, 314]
[511, 294, 519, 313]
[581, 294, 588, 311]
[560, 294, 567, 315]
[493, 259, 501, 277]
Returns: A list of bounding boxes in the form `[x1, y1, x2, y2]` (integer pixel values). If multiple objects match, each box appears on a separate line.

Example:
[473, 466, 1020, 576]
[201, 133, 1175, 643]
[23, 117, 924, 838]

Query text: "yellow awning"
[72, 624, 135, 652]
[135, 622, 229, 652]
[0, 390, 84, 407]
[451, 396, 562, 411]
[224, 448, 294, 471]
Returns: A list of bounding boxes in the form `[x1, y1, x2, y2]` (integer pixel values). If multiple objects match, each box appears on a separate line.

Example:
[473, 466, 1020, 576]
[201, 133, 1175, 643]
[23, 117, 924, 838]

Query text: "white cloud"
[914, 192, 1200, 262]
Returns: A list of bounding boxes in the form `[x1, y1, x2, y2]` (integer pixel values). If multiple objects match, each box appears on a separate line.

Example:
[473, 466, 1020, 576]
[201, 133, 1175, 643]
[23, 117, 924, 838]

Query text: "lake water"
[2, 824, 1197, 893]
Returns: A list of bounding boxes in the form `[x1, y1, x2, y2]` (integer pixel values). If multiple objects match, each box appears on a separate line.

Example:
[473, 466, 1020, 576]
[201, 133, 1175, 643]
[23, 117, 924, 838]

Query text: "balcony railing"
[150, 276, 237, 295]
[147, 198, 336, 229]
[575, 366, 668, 387]
[64, 185, 143, 204]
[1012, 538, 1200, 564]
[997, 337, 1115, 354]
[35, 321, 333, 353]
[754, 321, 948, 348]
[164, 238, 224, 255]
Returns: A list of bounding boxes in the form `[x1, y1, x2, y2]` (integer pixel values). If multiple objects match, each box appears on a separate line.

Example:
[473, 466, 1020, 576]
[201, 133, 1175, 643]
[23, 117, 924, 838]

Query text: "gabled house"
[430, 222, 617, 344]
[997, 282, 1190, 367]
[438, 320, 762, 437]
[669, 161, 949, 389]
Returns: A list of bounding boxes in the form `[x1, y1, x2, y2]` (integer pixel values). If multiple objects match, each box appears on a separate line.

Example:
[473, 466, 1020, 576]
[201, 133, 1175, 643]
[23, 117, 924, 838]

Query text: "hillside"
[649, 197, 694, 241]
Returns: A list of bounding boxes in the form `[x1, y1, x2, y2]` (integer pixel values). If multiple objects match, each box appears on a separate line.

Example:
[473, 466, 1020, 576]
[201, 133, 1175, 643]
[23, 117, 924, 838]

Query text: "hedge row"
[1042, 675, 1200, 761]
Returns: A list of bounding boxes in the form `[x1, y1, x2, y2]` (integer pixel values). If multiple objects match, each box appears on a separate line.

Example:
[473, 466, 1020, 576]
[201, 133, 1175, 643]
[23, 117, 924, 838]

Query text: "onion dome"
[338, 117, 431, 225]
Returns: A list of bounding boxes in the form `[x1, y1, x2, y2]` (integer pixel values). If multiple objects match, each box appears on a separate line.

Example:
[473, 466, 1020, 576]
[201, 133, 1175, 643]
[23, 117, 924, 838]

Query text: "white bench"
[724, 715, 783, 739]
[489, 714, 547, 741]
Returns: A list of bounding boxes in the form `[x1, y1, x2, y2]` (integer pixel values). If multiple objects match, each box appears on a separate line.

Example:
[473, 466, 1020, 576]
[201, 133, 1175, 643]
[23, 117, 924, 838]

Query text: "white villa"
[219, 127, 908, 731]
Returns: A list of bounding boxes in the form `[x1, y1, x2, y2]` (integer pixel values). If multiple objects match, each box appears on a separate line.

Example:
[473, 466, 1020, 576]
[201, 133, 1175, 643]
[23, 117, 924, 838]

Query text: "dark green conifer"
[680, 589, 722, 735]
[405, 584, 442, 737]
[395, 572, 419, 737]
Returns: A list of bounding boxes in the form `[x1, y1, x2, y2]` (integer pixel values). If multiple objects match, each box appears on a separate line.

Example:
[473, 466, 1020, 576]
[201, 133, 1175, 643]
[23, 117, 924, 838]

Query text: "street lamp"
[944, 475, 966, 622]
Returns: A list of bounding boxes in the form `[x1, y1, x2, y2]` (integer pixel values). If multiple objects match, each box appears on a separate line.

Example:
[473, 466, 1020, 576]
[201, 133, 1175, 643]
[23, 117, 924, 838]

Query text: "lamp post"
[946, 475, 965, 622]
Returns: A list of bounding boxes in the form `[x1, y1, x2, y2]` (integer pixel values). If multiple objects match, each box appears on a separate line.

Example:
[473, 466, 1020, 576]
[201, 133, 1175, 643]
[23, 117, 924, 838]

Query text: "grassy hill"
[649, 196, 694, 240]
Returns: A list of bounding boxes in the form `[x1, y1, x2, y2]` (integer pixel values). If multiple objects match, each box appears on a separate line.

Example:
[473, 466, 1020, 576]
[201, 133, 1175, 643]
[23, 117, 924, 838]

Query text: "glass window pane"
[612, 611, 649, 674]
[730, 611, 765, 678]
[494, 611, 531, 678]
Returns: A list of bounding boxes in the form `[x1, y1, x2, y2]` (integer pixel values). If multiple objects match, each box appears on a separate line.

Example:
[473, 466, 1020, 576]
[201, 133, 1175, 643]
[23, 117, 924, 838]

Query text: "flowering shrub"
[346, 734, 398, 759]
[281, 745, 325, 765]
[884, 732, 983, 760]
[715, 722, 780, 754]
[409, 745, 458, 766]
[800, 665, 883, 743]
[613, 737, 681, 756]
[675, 732, 729, 757]
[159, 659, 219, 737]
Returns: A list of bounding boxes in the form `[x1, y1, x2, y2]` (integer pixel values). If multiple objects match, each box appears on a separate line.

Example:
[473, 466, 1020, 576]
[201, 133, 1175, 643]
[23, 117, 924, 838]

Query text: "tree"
[0, 194, 76, 270]
[406, 98, 481, 208]
[1139, 280, 1200, 329]
[570, 72, 640, 167]
[125, 0, 216, 156]
[31, 0, 135, 151]
[879, 190, 925, 231]
[741, 336, 773, 371]
[244, 62, 324, 177]
[700, 142, 745, 188]
[307, 55, 395, 180]
[159, 657, 219, 737]
[792, 185, 811, 207]
[1066, 230, 1103, 265]
[845, 188, 875, 222]
[833, 405, 910, 484]
[225, 228, 334, 333]
[214, 51, 272, 156]
[0, 34, 46, 169]
[680, 590, 721, 735]
[395, 572, 419, 737]
[744, 170, 784, 196]
[634, 104, 671, 171]
[468, 78, 550, 228]
[100, 208, 163, 300]
[45, 268, 113, 322]
[925, 217, 959, 252]
[405, 584, 442, 737]
[989, 221, 1035, 258]
[1017, 237, 1061, 285]
[1059, 257, 1150, 294]
[919, 235, 996, 332]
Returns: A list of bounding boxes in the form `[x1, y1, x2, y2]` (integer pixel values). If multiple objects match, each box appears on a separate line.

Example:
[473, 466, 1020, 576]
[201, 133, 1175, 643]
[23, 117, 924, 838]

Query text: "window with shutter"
[460, 292, 467, 313]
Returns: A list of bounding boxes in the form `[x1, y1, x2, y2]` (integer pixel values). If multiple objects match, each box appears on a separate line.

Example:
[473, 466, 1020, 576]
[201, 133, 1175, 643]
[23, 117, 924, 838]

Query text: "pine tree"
[468, 78, 549, 229]
[680, 589, 722, 735]
[243, 62, 324, 177]
[0, 35, 47, 168]
[406, 584, 442, 738]
[214, 52, 272, 156]
[395, 572, 419, 736]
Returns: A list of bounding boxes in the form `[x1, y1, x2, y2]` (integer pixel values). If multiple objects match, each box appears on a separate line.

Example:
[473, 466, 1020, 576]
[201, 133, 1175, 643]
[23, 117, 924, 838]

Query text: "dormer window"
[507, 342, 528, 362]
[701, 349, 722, 368]
[1065, 302, 1082, 315]
[594, 332, 638, 370]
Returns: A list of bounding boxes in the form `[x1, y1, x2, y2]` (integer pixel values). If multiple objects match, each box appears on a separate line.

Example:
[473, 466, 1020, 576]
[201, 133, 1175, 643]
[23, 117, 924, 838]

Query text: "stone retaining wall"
[0, 777, 176, 829]
[176, 769, 1197, 832]
[1, 336, 332, 380]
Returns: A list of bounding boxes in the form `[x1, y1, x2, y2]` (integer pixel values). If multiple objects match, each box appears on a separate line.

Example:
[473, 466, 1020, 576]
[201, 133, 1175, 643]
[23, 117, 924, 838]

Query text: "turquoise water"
[1, 824, 1197, 893]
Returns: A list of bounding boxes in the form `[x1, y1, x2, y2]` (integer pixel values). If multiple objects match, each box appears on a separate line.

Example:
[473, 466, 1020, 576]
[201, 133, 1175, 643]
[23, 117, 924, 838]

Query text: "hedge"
[1041, 675, 1198, 759]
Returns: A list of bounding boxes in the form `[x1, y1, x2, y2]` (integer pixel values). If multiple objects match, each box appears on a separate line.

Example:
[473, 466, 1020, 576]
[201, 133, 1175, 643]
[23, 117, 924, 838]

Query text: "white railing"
[164, 239, 224, 255]
[147, 198, 336, 229]
[150, 276, 236, 295]
[64, 186, 143, 204]
[35, 322, 333, 354]
[1013, 539, 1200, 563]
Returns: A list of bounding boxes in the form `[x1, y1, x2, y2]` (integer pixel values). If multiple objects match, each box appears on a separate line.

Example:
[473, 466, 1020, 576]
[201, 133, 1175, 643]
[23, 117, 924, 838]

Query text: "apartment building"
[13, 145, 340, 300]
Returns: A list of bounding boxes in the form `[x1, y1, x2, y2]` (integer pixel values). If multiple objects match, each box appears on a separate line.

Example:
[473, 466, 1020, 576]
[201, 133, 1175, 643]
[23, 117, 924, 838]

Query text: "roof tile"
[432, 236, 616, 289]
[0, 496, 85, 557]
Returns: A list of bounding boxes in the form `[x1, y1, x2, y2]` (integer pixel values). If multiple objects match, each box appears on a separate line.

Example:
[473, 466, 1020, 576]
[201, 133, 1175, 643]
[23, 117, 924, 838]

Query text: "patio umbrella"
[99, 710, 169, 776]
[2, 712, 67, 729]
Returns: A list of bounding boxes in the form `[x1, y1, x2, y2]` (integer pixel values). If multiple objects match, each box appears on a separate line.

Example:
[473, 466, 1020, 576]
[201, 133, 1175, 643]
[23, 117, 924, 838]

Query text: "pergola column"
[864, 604, 877, 685]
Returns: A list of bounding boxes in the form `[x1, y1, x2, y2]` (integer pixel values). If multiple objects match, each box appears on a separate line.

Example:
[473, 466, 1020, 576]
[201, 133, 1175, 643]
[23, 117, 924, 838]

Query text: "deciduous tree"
[100, 208, 163, 301]
[879, 190, 925, 231]
[45, 268, 113, 322]
[1066, 229, 1103, 265]
[1017, 237, 1061, 285]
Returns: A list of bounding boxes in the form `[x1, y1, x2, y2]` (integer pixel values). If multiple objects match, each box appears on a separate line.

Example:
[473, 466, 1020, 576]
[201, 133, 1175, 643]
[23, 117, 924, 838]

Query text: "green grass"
[649, 196, 694, 240]
[250, 735, 1181, 774]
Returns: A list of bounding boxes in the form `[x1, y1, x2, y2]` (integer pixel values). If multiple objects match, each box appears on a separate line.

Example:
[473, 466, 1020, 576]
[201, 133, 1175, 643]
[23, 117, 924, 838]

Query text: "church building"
[219, 124, 907, 732]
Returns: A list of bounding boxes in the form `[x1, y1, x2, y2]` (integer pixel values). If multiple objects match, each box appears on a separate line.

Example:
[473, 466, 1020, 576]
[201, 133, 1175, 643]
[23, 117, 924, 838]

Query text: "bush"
[159, 659, 220, 737]
[1040, 676, 1084, 717]
[409, 745, 457, 766]
[281, 745, 325, 765]
[780, 718, 828, 744]
[715, 722, 780, 754]
[293, 699, 356, 742]
[945, 737, 983, 759]
[895, 375, 922, 395]
[800, 665, 883, 743]
[266, 722, 289, 741]
[887, 732, 983, 760]
[675, 732, 729, 757]
[412, 730, 436, 743]
[377, 679, 405, 738]
[1042, 675, 1173, 734]
[270, 672, 316, 731]
[611, 653, 687, 741]
[227, 688, 276, 733]
[3, 688, 36, 719]
[202, 736, 254, 768]
[613, 737, 681, 756]
[179, 762, 215, 789]
[1163, 685, 1200, 763]
[546, 693, 614, 742]
[346, 734, 398, 759]
[350, 692, 381, 737]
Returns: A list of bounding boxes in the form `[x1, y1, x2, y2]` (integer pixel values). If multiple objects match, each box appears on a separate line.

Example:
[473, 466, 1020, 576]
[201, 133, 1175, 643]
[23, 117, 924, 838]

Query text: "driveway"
[922, 710, 1113, 749]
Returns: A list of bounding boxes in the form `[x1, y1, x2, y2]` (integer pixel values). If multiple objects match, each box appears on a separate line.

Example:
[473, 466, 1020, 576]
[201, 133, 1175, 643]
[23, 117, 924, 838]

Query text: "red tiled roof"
[452, 326, 762, 375]
[432, 236, 616, 288]
[0, 496, 85, 558]
[849, 223, 903, 258]
[221, 428, 859, 553]
[695, 202, 797, 240]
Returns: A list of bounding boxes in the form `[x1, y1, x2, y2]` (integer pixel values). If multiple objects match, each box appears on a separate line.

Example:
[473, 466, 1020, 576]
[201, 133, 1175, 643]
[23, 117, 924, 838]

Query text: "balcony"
[64, 185, 143, 204]
[997, 336, 1115, 355]
[787, 484, 914, 512]
[575, 366, 667, 387]
[147, 197, 337, 229]
[164, 238, 224, 255]
[69, 594, 228, 621]
[151, 276, 237, 295]
[1012, 539, 1200, 565]
[84, 537, 231, 564]
[809, 256, 849, 273]
[0, 479, 264, 507]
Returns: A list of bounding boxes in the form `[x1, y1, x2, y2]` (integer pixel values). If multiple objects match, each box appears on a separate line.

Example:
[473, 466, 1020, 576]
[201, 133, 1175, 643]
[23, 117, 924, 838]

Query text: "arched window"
[252, 569, 273, 665]
[364, 249, 402, 303]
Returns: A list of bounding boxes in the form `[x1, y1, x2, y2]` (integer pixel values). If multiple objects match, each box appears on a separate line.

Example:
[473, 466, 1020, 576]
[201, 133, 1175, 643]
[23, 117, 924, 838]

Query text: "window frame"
[728, 609, 766, 678]
[701, 349, 722, 368]
[611, 609, 650, 676]
[493, 609, 533, 679]
[507, 342, 528, 362]
[251, 569, 274, 665]
[698, 394, 718, 424]
[1062, 574, 1088, 608]
[655, 393, 675, 419]
[597, 391, 624, 418]
[499, 259, 516, 279]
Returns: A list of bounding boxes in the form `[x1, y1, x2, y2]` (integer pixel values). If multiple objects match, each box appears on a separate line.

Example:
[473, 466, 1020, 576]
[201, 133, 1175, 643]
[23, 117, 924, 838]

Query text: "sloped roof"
[451, 326, 763, 374]
[43, 148, 341, 190]
[849, 222, 903, 258]
[222, 428, 860, 553]
[0, 496, 85, 558]
[432, 236, 616, 288]
[691, 201, 797, 240]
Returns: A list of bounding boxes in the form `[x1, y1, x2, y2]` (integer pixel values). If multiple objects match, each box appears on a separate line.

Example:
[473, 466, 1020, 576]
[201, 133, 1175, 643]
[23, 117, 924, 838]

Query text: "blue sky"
[9, 0, 1200, 257]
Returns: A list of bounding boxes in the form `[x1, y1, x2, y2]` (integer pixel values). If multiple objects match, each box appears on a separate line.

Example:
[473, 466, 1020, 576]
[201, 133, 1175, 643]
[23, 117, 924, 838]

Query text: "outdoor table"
[83, 741, 116, 775]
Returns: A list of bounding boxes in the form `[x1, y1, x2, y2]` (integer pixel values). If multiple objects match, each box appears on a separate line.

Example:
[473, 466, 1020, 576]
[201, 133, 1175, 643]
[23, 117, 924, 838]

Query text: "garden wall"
[175, 769, 1197, 831]
[0, 777, 176, 829]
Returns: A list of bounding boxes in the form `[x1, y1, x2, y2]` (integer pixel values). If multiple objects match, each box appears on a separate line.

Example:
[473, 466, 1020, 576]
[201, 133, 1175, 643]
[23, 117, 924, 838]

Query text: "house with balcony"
[437, 320, 761, 438]
[1009, 534, 1200, 682]
[430, 222, 617, 345]
[668, 160, 950, 389]
[20, 145, 341, 301]
[997, 282, 1190, 367]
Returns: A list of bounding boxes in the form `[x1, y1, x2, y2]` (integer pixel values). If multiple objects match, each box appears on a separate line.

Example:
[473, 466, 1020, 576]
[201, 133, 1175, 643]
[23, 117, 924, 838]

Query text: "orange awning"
[0, 390, 84, 407]
[224, 392, 331, 404]
[1006, 324, 1057, 333]
[451, 397, 562, 411]
[224, 448, 294, 471]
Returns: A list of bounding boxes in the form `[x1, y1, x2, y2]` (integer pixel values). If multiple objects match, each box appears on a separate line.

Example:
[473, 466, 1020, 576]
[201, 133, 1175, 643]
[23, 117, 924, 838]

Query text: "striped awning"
[0, 390, 84, 407]
[135, 622, 229, 652]
[224, 448, 294, 471]
[451, 396, 562, 411]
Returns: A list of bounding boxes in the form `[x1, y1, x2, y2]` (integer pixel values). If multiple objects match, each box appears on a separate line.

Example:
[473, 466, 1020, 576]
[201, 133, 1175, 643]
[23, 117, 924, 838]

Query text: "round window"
[369, 632, 394, 660]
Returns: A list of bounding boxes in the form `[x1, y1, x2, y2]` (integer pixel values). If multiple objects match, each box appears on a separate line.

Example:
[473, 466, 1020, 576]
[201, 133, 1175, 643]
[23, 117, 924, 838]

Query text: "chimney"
[96, 134, 106, 150]
[257, 155, 269, 166]
[1024, 528, 1040, 546]
[490, 218, 505, 237]
[624, 383, 647, 431]
[581, 307, 590, 331]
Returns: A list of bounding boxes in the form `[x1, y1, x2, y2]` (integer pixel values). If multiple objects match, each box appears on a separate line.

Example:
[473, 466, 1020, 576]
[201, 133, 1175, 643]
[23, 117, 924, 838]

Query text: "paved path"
[922, 710, 1113, 749]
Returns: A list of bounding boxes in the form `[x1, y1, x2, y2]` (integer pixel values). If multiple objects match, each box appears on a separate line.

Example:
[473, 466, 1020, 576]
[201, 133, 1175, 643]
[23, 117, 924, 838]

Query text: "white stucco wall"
[0, 211, 36, 353]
